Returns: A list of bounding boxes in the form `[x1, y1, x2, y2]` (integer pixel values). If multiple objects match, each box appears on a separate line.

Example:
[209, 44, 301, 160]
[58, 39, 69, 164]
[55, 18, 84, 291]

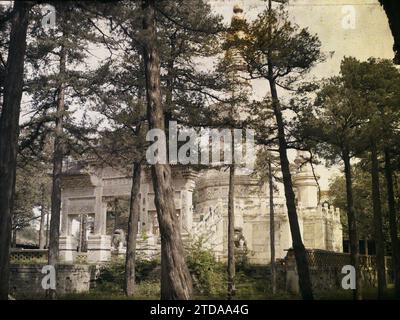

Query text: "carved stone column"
[87, 234, 111, 263]
[60, 198, 69, 236]
[93, 187, 106, 235]
[181, 169, 198, 234]
[88, 175, 111, 263]
[88, 200, 110, 263]
[278, 209, 292, 258]
[59, 235, 78, 263]
[59, 185, 76, 263]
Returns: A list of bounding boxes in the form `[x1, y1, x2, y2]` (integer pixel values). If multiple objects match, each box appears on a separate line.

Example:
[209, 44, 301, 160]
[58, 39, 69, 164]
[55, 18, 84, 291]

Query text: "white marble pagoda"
[59, 150, 342, 264]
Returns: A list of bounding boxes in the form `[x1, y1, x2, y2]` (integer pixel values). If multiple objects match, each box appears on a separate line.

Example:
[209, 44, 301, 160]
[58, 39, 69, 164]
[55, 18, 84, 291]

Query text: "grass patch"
[315, 285, 396, 300]
[63, 280, 160, 300]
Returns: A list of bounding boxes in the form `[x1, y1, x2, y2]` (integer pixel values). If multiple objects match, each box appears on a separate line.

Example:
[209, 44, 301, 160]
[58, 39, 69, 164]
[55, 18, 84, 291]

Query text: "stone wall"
[9, 264, 94, 298]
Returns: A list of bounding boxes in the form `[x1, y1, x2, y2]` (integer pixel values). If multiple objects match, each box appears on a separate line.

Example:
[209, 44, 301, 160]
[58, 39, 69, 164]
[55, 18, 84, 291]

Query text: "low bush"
[185, 237, 226, 297]
[95, 257, 159, 293]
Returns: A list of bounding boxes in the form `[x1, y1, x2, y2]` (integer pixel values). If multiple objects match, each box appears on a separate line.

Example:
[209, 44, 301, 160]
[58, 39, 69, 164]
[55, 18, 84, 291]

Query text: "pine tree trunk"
[81, 214, 87, 252]
[125, 162, 142, 296]
[48, 41, 67, 299]
[78, 214, 83, 252]
[78, 214, 87, 252]
[268, 158, 276, 294]
[11, 212, 17, 248]
[39, 185, 46, 249]
[370, 138, 387, 299]
[142, 0, 193, 300]
[227, 161, 235, 299]
[39, 208, 46, 249]
[267, 75, 313, 300]
[342, 149, 362, 300]
[11, 226, 17, 249]
[165, 54, 174, 130]
[384, 148, 400, 298]
[46, 210, 50, 249]
[0, 1, 30, 300]
[265, 0, 312, 300]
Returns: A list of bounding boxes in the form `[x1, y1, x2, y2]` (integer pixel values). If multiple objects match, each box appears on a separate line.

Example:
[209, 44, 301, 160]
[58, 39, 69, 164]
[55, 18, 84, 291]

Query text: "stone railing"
[285, 249, 393, 293]
[306, 249, 350, 269]
[192, 204, 223, 244]
[75, 252, 88, 264]
[10, 249, 48, 264]
[10, 249, 97, 266]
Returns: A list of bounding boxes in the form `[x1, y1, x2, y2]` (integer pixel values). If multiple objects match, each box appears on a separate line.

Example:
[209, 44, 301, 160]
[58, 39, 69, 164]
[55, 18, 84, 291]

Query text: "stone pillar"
[278, 210, 292, 258]
[214, 198, 225, 260]
[181, 188, 194, 234]
[93, 187, 107, 235]
[87, 234, 111, 263]
[235, 198, 244, 229]
[139, 174, 149, 235]
[285, 249, 299, 294]
[182, 170, 197, 234]
[60, 198, 69, 236]
[333, 207, 343, 252]
[59, 235, 78, 263]
[88, 184, 111, 263]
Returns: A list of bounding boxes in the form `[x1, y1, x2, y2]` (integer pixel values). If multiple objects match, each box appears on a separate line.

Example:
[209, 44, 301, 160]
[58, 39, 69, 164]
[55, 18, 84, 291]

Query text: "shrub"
[185, 237, 226, 297]
[95, 257, 159, 294]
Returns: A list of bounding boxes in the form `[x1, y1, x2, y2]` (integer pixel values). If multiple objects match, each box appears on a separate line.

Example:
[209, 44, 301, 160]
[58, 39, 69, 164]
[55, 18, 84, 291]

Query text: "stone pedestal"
[59, 236, 78, 263]
[87, 235, 111, 263]
[285, 249, 300, 294]
[181, 170, 198, 233]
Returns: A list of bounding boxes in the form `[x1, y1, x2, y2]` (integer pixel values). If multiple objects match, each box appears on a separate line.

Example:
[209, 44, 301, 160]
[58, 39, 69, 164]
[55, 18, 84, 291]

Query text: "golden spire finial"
[225, 3, 247, 73]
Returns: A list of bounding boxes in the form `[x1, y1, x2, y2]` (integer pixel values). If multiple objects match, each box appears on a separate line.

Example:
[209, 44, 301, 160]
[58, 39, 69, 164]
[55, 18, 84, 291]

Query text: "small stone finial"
[233, 4, 243, 14]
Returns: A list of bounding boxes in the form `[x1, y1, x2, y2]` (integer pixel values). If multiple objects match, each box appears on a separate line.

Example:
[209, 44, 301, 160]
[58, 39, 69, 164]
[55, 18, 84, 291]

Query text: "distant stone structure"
[59, 149, 342, 264]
